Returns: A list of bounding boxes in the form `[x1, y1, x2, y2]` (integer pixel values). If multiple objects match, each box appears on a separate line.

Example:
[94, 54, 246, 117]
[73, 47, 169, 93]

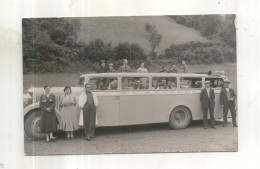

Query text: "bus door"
[86, 77, 120, 126]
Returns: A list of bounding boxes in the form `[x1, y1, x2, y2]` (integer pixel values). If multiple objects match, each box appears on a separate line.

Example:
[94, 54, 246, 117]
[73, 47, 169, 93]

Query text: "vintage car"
[24, 72, 229, 140]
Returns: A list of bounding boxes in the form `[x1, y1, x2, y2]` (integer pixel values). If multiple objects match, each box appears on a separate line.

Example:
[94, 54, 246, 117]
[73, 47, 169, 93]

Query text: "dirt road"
[24, 119, 237, 155]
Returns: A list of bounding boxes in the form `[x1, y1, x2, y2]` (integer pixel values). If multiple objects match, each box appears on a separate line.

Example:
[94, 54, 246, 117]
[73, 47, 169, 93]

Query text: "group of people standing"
[40, 84, 98, 142]
[96, 59, 188, 74]
[200, 80, 237, 129]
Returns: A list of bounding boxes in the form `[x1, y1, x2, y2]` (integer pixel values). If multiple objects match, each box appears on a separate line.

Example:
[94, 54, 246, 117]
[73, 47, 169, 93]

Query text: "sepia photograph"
[22, 15, 237, 155]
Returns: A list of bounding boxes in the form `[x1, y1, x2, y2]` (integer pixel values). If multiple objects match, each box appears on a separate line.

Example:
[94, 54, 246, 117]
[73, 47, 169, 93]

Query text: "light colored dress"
[60, 94, 79, 131]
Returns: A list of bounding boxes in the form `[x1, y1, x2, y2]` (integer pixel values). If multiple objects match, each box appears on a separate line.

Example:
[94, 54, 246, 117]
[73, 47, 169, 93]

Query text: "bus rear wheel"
[169, 106, 192, 129]
[24, 110, 45, 140]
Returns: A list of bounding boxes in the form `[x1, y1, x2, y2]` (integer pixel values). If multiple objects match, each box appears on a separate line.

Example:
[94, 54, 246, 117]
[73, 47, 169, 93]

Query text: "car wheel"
[24, 110, 45, 140]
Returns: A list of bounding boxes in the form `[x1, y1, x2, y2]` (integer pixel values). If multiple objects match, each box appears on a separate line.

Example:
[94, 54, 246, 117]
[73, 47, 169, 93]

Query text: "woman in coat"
[40, 85, 57, 142]
[59, 86, 79, 140]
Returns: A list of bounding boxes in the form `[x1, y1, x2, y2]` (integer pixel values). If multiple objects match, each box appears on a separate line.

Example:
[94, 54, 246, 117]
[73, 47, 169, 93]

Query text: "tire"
[24, 110, 45, 140]
[169, 106, 192, 129]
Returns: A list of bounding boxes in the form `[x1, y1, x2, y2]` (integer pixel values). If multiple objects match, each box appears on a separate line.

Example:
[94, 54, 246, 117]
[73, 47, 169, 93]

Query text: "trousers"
[203, 104, 215, 127]
[83, 103, 97, 138]
[223, 101, 237, 126]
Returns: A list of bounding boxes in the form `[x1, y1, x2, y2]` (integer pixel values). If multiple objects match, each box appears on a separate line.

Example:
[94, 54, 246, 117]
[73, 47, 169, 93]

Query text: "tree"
[145, 23, 162, 54]
[22, 18, 81, 72]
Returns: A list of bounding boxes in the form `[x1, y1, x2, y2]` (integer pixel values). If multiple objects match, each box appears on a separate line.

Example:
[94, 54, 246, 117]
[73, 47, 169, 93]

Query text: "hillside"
[78, 16, 208, 54]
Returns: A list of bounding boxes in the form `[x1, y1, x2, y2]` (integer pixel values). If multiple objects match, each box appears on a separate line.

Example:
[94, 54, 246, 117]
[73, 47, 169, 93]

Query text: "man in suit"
[200, 81, 216, 129]
[79, 83, 99, 141]
[97, 60, 108, 73]
[220, 80, 237, 127]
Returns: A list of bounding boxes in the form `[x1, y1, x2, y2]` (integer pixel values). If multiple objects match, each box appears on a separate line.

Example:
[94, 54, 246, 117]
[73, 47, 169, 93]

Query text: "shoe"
[85, 137, 91, 141]
[211, 126, 216, 129]
[50, 137, 57, 140]
[50, 137, 57, 142]
[233, 124, 238, 127]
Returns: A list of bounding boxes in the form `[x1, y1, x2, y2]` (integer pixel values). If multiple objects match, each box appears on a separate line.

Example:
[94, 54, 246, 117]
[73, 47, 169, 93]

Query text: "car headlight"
[23, 93, 32, 108]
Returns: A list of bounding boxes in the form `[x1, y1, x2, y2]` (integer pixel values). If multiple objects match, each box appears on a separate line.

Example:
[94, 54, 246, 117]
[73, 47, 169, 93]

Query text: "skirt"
[40, 110, 57, 132]
[60, 105, 79, 131]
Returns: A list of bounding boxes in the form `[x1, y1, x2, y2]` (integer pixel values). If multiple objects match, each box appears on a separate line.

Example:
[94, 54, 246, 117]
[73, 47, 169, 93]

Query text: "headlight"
[23, 93, 32, 108]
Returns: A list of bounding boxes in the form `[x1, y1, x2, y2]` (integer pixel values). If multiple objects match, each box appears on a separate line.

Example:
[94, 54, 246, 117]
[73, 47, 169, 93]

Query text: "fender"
[23, 103, 40, 116]
[23, 103, 61, 120]
[167, 102, 193, 120]
[23, 103, 62, 130]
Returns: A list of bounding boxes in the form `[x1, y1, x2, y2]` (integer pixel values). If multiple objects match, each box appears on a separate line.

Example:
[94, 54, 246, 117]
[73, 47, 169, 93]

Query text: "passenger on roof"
[181, 60, 189, 73]
[97, 60, 108, 73]
[107, 63, 116, 73]
[118, 59, 131, 72]
[137, 63, 148, 73]
[160, 65, 167, 73]
[168, 64, 178, 73]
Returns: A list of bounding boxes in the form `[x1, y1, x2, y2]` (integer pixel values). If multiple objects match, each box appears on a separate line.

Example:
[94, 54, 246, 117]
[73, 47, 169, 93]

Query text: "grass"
[78, 16, 207, 54]
[23, 63, 237, 93]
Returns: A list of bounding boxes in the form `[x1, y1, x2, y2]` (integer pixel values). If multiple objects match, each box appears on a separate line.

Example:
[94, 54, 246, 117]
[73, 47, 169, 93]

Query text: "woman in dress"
[59, 86, 78, 140]
[40, 85, 57, 143]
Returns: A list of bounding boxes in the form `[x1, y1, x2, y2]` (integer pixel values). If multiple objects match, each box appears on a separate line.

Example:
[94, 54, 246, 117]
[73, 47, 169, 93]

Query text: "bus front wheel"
[169, 106, 192, 129]
[24, 110, 45, 140]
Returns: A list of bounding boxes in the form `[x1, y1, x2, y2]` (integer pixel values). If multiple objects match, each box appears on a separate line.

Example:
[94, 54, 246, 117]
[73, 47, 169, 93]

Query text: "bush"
[163, 41, 236, 64]
[114, 42, 147, 68]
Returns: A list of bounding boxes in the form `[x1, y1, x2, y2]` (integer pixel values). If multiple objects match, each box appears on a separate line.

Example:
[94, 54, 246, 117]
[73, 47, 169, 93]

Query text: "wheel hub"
[175, 111, 185, 121]
[32, 118, 41, 133]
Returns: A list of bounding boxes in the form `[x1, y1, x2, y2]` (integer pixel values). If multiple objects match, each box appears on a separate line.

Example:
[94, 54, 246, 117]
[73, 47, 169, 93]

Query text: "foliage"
[145, 23, 162, 54]
[23, 18, 81, 73]
[163, 41, 236, 64]
[114, 42, 147, 68]
[170, 15, 236, 49]
[22, 17, 236, 73]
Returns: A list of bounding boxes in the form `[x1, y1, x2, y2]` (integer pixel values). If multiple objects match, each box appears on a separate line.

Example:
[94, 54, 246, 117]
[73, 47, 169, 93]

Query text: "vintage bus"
[24, 72, 228, 139]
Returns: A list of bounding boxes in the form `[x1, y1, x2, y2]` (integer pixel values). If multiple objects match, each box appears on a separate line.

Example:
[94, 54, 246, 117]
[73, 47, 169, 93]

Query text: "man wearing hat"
[79, 83, 99, 141]
[107, 63, 116, 73]
[118, 59, 131, 72]
[220, 80, 237, 127]
[97, 60, 108, 73]
[200, 81, 216, 129]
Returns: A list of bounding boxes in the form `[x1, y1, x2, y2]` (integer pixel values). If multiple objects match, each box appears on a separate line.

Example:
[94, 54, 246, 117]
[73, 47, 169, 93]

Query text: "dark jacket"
[97, 66, 108, 73]
[118, 65, 131, 72]
[220, 87, 236, 107]
[200, 88, 215, 108]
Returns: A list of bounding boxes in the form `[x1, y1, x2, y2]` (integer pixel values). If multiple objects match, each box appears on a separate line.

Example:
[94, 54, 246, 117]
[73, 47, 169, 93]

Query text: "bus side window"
[89, 77, 118, 90]
[152, 77, 177, 89]
[205, 78, 224, 89]
[180, 77, 202, 89]
[122, 77, 149, 90]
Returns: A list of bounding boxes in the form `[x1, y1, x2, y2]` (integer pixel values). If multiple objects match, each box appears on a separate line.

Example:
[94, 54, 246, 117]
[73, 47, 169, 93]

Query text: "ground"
[24, 119, 237, 155]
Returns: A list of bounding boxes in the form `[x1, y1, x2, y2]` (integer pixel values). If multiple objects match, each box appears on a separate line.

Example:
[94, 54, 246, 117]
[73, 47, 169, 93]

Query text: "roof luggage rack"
[193, 71, 212, 75]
